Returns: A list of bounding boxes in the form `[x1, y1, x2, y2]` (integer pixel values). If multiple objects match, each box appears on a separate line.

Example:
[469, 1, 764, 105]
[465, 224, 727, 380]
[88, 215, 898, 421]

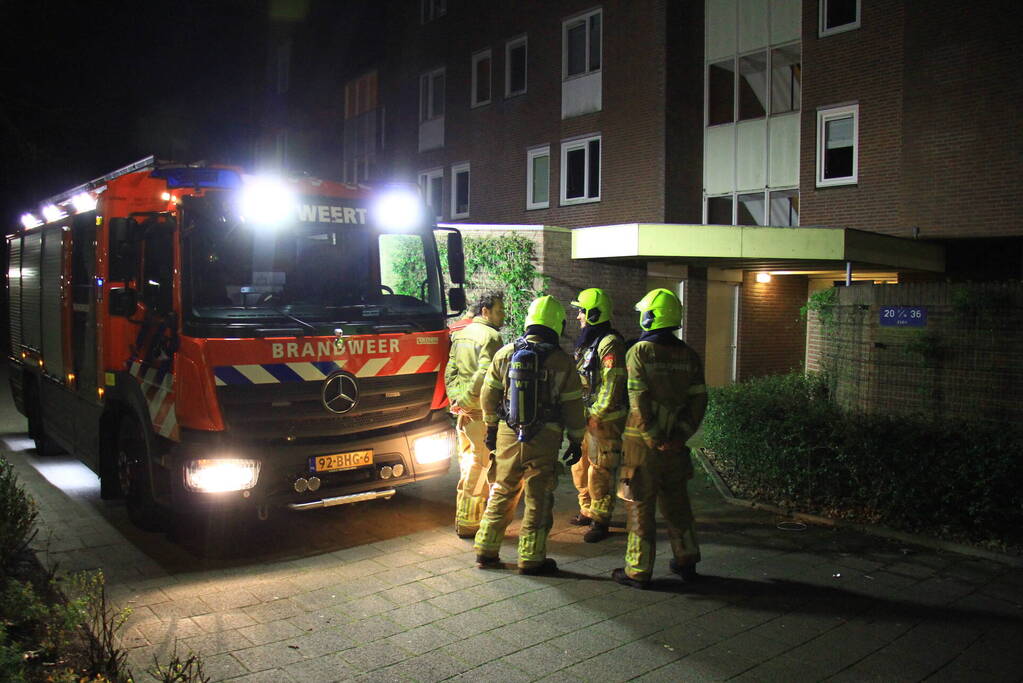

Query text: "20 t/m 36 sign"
[879, 306, 927, 327]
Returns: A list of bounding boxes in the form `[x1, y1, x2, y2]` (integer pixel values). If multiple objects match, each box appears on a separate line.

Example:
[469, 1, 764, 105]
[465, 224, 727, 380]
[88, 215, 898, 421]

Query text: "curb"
[692, 449, 1023, 569]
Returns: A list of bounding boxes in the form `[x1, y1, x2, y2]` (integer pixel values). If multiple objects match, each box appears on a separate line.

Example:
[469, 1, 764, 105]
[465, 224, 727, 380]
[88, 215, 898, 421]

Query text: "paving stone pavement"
[3, 404, 1022, 681]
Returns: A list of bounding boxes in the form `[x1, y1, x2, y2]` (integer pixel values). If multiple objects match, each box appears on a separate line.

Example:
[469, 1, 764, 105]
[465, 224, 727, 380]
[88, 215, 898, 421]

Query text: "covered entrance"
[572, 224, 945, 386]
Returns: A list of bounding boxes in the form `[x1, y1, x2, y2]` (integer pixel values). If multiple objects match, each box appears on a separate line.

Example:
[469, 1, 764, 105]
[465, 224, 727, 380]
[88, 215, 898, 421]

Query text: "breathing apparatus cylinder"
[507, 343, 541, 442]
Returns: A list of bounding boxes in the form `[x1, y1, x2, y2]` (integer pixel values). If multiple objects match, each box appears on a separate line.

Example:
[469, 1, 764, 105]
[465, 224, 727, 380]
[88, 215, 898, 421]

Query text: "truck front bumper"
[165, 410, 454, 513]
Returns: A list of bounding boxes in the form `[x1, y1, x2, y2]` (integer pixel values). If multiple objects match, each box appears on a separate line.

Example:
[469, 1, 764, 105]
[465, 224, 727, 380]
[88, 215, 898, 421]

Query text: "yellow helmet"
[635, 288, 682, 331]
[524, 295, 566, 334]
[571, 288, 613, 325]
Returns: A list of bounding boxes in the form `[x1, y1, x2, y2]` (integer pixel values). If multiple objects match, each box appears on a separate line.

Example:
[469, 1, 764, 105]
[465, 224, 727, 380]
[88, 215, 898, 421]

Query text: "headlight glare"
[370, 189, 423, 232]
[414, 432, 453, 465]
[184, 458, 260, 492]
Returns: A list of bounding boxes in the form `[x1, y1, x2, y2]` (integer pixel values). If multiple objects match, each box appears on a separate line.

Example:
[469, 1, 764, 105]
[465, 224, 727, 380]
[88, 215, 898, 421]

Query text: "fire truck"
[6, 156, 467, 531]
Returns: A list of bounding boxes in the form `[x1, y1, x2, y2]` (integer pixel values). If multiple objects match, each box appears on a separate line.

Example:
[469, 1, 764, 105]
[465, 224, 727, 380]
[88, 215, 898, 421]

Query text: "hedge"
[701, 372, 1023, 548]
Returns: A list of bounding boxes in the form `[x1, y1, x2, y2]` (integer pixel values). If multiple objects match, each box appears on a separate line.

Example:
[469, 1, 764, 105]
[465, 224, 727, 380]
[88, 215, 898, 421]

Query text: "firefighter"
[445, 291, 506, 538]
[569, 288, 627, 543]
[612, 288, 708, 589]
[474, 295, 586, 575]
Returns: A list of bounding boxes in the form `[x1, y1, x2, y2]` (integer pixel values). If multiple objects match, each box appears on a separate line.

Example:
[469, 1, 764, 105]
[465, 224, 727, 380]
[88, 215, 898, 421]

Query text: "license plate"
[311, 450, 373, 473]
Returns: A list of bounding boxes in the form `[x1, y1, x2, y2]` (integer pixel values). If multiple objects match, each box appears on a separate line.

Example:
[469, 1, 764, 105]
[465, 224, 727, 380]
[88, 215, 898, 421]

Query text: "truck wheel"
[116, 415, 164, 531]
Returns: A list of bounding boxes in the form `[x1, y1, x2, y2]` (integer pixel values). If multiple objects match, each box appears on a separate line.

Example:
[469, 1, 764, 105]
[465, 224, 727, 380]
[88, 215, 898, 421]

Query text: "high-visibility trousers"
[620, 444, 701, 582]
[571, 430, 621, 525]
[474, 425, 560, 569]
[454, 412, 492, 534]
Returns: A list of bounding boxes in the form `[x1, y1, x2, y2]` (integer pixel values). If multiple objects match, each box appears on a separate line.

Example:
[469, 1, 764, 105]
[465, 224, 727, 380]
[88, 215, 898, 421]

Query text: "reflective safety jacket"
[444, 316, 503, 412]
[624, 337, 707, 449]
[575, 332, 627, 426]
[481, 334, 587, 443]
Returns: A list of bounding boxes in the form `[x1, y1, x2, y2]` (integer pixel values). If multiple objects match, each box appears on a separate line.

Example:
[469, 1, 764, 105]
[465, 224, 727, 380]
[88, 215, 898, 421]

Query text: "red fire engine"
[6, 157, 467, 530]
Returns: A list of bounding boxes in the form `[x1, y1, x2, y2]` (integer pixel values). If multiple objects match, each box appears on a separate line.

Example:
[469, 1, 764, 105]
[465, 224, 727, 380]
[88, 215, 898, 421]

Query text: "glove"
[560, 441, 582, 467]
[484, 425, 498, 452]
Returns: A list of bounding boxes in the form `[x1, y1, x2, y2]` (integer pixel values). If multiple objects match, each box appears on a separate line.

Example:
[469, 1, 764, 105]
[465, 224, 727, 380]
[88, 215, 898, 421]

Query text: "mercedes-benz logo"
[321, 372, 359, 414]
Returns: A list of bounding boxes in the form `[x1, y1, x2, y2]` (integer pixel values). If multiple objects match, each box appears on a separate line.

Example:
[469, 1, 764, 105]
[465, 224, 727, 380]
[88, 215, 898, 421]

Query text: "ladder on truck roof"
[41, 155, 157, 208]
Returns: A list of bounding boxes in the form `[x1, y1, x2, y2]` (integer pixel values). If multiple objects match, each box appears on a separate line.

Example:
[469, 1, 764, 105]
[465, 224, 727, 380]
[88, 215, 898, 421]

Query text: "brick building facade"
[313, 0, 1021, 385]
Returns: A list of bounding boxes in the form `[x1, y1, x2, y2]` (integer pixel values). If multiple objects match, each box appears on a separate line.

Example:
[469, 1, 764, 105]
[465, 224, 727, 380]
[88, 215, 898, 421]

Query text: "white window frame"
[419, 168, 444, 221]
[562, 8, 602, 81]
[819, 0, 861, 37]
[505, 35, 528, 97]
[816, 104, 859, 187]
[450, 162, 470, 219]
[419, 67, 445, 123]
[526, 145, 550, 210]
[470, 49, 492, 108]
[560, 134, 601, 206]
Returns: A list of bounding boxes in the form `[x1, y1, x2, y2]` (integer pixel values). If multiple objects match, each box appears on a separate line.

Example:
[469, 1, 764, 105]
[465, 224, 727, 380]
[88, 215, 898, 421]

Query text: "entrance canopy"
[571, 224, 945, 274]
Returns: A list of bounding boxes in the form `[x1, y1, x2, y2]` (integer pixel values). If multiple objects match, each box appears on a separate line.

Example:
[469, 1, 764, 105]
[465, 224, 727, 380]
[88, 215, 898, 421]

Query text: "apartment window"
[707, 60, 735, 126]
[421, 0, 446, 24]
[770, 46, 801, 114]
[506, 36, 527, 97]
[769, 190, 800, 226]
[419, 169, 443, 221]
[737, 193, 767, 226]
[420, 68, 445, 122]
[819, 0, 860, 36]
[561, 135, 600, 205]
[471, 50, 491, 107]
[738, 53, 767, 121]
[451, 163, 470, 218]
[526, 146, 550, 210]
[706, 196, 732, 224]
[564, 9, 601, 79]
[817, 104, 858, 186]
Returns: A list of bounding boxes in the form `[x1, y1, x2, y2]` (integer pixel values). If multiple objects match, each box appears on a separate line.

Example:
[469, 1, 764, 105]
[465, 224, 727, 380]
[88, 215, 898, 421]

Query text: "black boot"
[583, 522, 609, 543]
[569, 513, 592, 526]
[518, 558, 558, 576]
[669, 559, 701, 582]
[611, 568, 649, 589]
[476, 554, 501, 569]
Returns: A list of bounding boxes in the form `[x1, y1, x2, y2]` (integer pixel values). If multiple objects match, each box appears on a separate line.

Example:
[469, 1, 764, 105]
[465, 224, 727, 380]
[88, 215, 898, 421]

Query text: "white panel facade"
[770, 0, 802, 43]
[768, 112, 800, 187]
[561, 72, 602, 119]
[736, 119, 767, 191]
[706, 0, 738, 61]
[704, 125, 736, 194]
[738, 0, 769, 53]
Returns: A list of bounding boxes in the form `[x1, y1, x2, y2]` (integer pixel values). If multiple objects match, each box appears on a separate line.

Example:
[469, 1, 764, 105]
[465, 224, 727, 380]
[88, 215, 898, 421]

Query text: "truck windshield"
[181, 196, 443, 333]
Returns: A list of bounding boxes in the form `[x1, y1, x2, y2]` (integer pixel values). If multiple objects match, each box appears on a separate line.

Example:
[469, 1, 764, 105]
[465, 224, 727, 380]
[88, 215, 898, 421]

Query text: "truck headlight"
[413, 432, 453, 465]
[184, 458, 261, 492]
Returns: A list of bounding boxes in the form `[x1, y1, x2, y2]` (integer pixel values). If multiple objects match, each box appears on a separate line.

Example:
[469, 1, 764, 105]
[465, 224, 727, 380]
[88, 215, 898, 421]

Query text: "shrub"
[702, 372, 1023, 545]
[0, 457, 38, 574]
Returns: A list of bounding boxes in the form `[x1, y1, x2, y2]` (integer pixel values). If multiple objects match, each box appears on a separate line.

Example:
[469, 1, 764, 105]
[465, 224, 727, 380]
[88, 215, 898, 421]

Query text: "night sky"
[0, 0, 264, 226]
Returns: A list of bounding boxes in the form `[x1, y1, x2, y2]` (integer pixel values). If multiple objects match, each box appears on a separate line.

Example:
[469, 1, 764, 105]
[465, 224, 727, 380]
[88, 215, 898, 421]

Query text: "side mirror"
[448, 287, 466, 315]
[108, 217, 139, 282]
[446, 231, 465, 285]
[142, 281, 162, 310]
[108, 287, 138, 317]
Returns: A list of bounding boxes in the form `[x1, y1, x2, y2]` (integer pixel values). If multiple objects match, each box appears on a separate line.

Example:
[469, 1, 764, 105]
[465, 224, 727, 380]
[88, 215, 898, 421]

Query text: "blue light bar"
[151, 168, 242, 190]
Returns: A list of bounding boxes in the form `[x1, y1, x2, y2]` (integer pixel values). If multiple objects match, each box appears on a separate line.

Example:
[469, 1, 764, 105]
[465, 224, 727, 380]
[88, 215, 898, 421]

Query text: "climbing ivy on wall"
[384, 233, 548, 340]
[461, 234, 550, 340]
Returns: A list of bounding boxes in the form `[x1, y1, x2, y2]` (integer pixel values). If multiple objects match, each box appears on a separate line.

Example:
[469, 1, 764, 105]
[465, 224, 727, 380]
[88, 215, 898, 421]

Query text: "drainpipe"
[845, 261, 852, 286]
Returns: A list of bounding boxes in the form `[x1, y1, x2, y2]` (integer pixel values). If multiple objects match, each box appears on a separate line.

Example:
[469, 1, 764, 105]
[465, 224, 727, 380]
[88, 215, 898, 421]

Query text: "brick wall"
[738, 272, 808, 380]
[379, 0, 670, 228]
[800, 0, 906, 236]
[900, 1, 1023, 241]
[806, 282, 1023, 423]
